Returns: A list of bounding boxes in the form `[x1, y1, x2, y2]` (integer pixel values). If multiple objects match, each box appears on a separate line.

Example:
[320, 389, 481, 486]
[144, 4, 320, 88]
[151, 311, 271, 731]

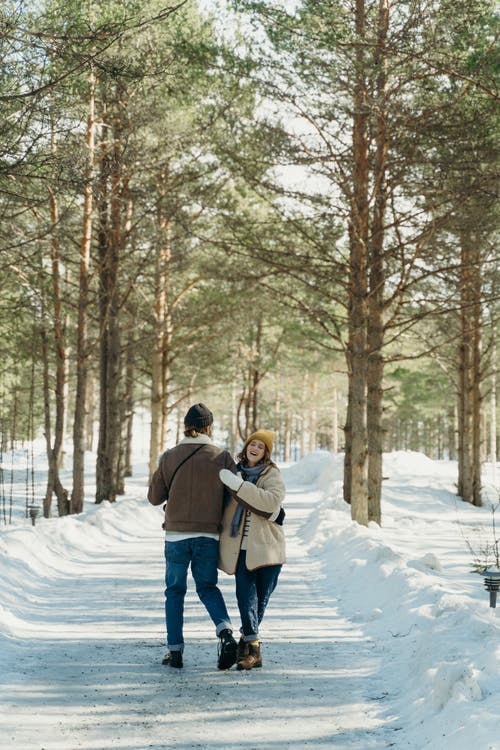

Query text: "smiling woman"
[246, 437, 267, 466]
[218, 428, 286, 670]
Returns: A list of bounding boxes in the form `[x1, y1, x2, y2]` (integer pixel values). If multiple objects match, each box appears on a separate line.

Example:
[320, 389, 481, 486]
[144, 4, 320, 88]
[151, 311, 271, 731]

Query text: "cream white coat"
[218, 464, 286, 574]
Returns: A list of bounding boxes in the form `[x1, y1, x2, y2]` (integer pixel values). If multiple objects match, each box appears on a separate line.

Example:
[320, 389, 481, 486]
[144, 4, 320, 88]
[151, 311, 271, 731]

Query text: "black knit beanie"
[184, 403, 213, 428]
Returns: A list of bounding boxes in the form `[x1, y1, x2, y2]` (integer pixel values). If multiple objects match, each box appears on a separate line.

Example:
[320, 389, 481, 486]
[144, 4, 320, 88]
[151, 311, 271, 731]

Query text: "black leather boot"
[162, 650, 183, 668]
[217, 628, 237, 669]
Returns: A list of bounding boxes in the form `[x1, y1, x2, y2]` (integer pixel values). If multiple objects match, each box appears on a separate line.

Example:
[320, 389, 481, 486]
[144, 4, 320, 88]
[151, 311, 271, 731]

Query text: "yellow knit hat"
[244, 429, 274, 456]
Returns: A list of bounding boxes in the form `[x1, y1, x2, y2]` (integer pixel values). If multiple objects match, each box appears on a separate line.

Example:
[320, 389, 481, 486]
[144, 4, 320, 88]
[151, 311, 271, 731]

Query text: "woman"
[218, 429, 285, 670]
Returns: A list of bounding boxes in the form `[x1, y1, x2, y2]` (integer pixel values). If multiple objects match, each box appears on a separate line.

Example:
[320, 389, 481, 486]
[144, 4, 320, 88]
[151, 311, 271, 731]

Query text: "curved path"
[0, 480, 390, 749]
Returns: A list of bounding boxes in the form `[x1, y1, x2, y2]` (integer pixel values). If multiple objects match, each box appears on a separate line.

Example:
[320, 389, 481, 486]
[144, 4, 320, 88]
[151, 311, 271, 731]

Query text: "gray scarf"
[229, 463, 267, 537]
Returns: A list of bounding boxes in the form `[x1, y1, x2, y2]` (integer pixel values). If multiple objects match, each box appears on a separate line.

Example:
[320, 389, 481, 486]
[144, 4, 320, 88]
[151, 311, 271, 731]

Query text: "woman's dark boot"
[236, 641, 262, 670]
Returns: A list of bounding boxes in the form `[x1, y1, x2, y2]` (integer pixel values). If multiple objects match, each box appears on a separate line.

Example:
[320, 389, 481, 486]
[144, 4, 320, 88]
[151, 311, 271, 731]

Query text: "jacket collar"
[178, 434, 213, 445]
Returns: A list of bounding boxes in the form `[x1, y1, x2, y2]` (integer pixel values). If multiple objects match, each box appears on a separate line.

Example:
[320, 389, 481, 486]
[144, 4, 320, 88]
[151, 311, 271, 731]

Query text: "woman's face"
[246, 439, 266, 466]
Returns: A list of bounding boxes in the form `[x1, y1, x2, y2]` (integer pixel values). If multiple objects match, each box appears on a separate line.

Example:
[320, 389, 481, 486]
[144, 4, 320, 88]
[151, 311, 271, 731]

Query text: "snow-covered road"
[2, 451, 499, 750]
[1, 483, 388, 749]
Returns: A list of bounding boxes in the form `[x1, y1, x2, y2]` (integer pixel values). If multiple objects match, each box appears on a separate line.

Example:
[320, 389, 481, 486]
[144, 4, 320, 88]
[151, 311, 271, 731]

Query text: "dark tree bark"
[345, 0, 370, 526]
[72, 65, 96, 514]
[149, 177, 172, 479]
[457, 227, 482, 506]
[95, 84, 124, 504]
[366, 0, 389, 526]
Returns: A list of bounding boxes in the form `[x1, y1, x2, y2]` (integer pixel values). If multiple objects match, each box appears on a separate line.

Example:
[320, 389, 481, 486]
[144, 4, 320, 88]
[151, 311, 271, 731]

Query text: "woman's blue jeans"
[164, 537, 232, 651]
[235, 550, 282, 642]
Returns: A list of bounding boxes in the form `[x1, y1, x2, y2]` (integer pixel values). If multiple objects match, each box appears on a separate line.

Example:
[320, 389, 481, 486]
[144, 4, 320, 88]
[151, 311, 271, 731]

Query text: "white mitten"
[219, 469, 243, 492]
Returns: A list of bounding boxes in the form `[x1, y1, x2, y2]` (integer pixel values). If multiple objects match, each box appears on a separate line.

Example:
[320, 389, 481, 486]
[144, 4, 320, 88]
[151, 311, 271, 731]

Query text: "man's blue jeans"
[235, 550, 282, 642]
[164, 537, 232, 651]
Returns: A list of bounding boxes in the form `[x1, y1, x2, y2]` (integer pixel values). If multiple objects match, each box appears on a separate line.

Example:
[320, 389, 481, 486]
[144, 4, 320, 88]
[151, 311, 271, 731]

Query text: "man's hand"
[219, 469, 243, 493]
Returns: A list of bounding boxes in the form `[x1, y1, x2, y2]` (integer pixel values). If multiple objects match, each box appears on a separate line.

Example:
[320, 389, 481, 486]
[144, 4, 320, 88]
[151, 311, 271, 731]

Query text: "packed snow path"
[2, 452, 499, 750]
[1, 484, 389, 750]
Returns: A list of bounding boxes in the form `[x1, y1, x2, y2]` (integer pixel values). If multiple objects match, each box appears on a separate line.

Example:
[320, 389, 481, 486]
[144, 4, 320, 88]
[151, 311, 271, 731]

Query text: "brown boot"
[236, 641, 262, 670]
[236, 638, 249, 662]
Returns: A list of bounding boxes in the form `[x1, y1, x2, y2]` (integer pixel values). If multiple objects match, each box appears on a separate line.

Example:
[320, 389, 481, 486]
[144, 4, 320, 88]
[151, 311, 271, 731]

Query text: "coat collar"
[178, 434, 213, 445]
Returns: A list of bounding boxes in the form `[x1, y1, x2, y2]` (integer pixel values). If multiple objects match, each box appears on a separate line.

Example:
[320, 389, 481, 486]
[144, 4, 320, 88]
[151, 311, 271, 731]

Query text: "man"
[148, 402, 237, 670]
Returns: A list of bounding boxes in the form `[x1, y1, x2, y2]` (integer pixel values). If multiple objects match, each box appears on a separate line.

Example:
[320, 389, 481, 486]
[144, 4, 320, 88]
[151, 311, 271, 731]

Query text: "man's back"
[148, 438, 235, 533]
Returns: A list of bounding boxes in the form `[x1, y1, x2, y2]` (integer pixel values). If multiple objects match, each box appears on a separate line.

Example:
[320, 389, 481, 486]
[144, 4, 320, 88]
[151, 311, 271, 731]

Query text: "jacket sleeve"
[234, 467, 285, 517]
[220, 451, 238, 508]
[147, 457, 168, 506]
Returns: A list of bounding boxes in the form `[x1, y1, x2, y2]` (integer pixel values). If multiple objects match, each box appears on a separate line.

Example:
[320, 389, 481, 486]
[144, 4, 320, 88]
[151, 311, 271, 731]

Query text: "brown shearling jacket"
[148, 435, 235, 534]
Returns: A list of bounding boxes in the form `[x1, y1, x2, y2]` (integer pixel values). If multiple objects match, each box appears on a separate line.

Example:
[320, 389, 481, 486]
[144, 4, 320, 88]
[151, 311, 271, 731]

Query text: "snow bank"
[297, 450, 500, 750]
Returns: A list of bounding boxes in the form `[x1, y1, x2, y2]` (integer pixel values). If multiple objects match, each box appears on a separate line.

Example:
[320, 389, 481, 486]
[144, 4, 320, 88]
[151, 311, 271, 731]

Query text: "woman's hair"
[184, 424, 212, 438]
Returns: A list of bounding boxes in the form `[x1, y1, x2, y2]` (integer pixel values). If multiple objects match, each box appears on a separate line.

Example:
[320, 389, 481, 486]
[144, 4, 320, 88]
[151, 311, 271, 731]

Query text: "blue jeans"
[164, 537, 232, 651]
[235, 550, 282, 642]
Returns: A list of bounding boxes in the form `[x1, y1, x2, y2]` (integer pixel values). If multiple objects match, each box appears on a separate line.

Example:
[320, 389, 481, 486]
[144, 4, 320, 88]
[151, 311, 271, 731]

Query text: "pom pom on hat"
[184, 403, 213, 428]
[244, 429, 274, 455]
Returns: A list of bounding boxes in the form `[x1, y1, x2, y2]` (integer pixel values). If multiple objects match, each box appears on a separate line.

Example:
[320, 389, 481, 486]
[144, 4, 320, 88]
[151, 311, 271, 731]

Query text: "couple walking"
[148, 402, 286, 671]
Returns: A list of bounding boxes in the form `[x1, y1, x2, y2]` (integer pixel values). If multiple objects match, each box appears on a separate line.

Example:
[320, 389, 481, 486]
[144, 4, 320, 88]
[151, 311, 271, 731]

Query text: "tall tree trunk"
[490, 342, 497, 486]
[229, 380, 238, 455]
[106, 89, 124, 501]
[331, 384, 339, 453]
[119, 192, 135, 488]
[122, 330, 135, 480]
[40, 293, 53, 518]
[59, 268, 71, 470]
[237, 373, 252, 440]
[48, 187, 69, 514]
[96, 102, 110, 502]
[95, 85, 123, 504]
[300, 372, 307, 458]
[471, 232, 482, 506]
[308, 373, 318, 454]
[343, 382, 352, 504]
[85, 371, 95, 452]
[40, 282, 69, 518]
[149, 176, 172, 479]
[237, 324, 263, 440]
[283, 410, 292, 462]
[250, 316, 263, 433]
[447, 406, 456, 461]
[458, 228, 475, 503]
[40, 110, 69, 516]
[367, 0, 389, 526]
[437, 416, 444, 460]
[72, 64, 96, 514]
[274, 368, 281, 459]
[346, 0, 369, 525]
